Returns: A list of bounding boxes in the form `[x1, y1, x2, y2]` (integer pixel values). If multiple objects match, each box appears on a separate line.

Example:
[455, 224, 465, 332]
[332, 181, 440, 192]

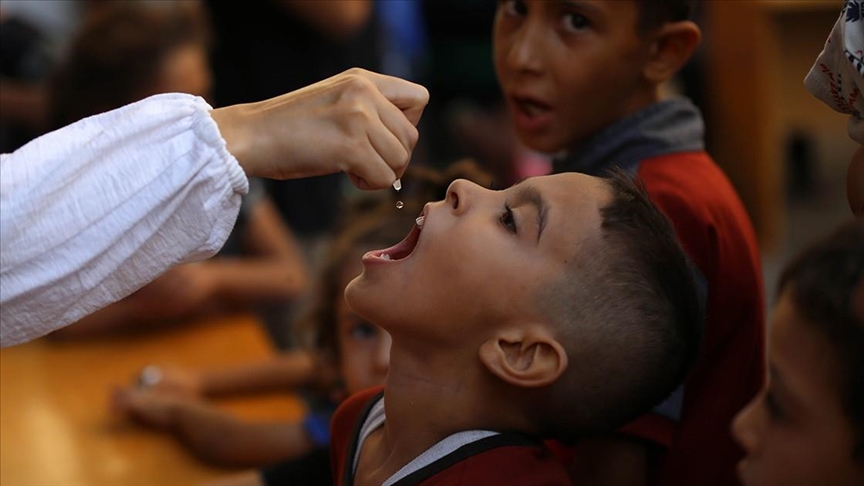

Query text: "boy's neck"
[352, 341, 524, 486]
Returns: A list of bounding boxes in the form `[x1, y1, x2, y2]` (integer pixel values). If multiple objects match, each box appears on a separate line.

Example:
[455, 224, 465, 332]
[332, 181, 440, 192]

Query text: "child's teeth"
[415, 216, 425, 227]
[381, 254, 391, 261]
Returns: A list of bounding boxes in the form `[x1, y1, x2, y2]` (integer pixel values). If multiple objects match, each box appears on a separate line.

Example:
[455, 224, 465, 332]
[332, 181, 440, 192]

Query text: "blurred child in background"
[733, 219, 864, 485]
[45, 3, 308, 343]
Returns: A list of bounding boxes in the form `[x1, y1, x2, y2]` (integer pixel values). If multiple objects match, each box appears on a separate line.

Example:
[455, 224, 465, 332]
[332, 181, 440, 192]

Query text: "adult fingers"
[373, 91, 420, 160]
[351, 68, 429, 126]
[346, 140, 398, 190]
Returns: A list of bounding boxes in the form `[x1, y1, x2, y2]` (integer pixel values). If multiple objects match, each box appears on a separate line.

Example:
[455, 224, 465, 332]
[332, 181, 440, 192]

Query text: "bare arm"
[276, 0, 372, 40]
[205, 199, 309, 306]
[196, 350, 320, 397]
[0, 80, 47, 128]
[114, 390, 315, 467]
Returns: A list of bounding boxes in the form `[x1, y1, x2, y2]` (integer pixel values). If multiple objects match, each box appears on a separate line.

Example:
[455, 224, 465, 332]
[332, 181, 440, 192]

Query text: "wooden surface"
[0, 315, 305, 486]
[703, 0, 856, 249]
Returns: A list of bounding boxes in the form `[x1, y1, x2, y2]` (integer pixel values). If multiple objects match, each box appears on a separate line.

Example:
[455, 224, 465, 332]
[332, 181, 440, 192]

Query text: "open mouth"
[367, 214, 425, 262]
[512, 96, 552, 118]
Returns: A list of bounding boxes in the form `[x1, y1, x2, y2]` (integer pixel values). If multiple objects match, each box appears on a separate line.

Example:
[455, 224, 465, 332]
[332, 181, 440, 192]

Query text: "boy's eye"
[499, 0, 526, 17]
[500, 203, 517, 234]
[764, 391, 786, 422]
[563, 13, 590, 32]
[349, 321, 377, 340]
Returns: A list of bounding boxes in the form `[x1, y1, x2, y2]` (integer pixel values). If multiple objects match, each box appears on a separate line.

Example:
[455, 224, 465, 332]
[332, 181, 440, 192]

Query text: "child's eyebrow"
[512, 184, 548, 243]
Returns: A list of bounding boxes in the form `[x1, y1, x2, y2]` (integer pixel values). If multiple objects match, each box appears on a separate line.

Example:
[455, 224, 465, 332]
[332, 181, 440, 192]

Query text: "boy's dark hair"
[49, 3, 209, 129]
[777, 220, 864, 462]
[536, 169, 704, 439]
[636, 0, 695, 32]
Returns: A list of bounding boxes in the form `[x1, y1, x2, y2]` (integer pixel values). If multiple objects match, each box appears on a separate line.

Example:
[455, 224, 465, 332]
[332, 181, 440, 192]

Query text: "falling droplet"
[393, 179, 402, 191]
[396, 201, 404, 209]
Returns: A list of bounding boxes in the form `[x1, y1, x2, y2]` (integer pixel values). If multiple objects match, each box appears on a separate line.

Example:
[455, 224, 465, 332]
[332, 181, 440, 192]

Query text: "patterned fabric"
[805, 0, 864, 144]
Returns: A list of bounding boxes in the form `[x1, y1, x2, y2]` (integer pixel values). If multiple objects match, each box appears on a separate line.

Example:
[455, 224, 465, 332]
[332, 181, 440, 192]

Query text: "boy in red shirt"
[330, 171, 703, 485]
[493, 1, 765, 484]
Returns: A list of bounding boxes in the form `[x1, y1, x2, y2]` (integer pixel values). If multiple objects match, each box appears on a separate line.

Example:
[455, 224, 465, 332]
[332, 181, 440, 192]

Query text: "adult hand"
[212, 68, 429, 190]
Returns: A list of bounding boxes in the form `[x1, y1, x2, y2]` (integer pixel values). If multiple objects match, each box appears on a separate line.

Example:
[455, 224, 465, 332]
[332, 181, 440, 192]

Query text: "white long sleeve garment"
[0, 93, 249, 346]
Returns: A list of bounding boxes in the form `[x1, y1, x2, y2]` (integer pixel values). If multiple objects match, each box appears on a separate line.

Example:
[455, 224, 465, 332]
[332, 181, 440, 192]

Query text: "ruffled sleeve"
[0, 93, 248, 346]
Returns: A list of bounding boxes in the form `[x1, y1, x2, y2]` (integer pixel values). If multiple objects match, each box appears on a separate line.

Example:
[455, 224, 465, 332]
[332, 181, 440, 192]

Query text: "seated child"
[733, 219, 864, 485]
[330, 170, 704, 485]
[493, 1, 764, 483]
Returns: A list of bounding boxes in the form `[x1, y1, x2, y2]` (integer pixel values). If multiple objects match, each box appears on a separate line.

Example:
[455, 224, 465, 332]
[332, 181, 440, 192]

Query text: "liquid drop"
[396, 201, 404, 209]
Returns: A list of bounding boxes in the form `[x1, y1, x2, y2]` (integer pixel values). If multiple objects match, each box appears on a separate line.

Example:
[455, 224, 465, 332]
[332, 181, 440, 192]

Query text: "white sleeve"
[0, 93, 250, 346]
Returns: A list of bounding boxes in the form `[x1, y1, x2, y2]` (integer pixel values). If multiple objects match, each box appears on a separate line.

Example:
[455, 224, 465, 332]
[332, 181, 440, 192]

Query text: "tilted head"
[345, 169, 703, 439]
[493, 0, 701, 153]
[733, 220, 864, 486]
[298, 163, 492, 396]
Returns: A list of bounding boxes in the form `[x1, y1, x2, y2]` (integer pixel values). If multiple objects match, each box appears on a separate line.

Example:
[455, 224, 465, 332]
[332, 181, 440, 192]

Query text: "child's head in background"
[733, 220, 864, 486]
[50, 2, 211, 129]
[493, 0, 700, 153]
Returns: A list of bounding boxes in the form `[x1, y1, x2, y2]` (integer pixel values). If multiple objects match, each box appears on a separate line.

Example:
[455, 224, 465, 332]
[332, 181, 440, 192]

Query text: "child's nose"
[505, 18, 544, 74]
[446, 179, 485, 216]
[731, 399, 761, 455]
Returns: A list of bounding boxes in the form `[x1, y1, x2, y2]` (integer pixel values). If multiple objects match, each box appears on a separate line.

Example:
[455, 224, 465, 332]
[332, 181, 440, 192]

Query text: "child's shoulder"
[419, 439, 571, 485]
[637, 150, 754, 235]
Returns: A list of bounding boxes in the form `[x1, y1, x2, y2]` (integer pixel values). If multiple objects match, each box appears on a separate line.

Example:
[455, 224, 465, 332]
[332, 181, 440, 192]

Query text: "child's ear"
[478, 328, 568, 388]
[644, 21, 702, 85]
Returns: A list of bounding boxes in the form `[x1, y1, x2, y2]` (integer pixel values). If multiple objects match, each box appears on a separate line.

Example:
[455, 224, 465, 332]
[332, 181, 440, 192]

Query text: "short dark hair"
[536, 170, 704, 439]
[636, 0, 695, 32]
[777, 219, 864, 462]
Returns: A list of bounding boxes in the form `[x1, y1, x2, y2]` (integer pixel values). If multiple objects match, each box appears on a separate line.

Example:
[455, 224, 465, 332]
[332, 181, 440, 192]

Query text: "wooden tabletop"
[0, 315, 305, 486]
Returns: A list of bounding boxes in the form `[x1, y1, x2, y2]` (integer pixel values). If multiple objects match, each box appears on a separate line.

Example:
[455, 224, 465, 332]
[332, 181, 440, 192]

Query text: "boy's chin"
[344, 277, 392, 328]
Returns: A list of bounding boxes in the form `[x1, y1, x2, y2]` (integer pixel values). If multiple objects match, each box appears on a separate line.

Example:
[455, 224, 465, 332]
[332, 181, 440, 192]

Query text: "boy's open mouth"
[512, 95, 552, 118]
[368, 214, 425, 262]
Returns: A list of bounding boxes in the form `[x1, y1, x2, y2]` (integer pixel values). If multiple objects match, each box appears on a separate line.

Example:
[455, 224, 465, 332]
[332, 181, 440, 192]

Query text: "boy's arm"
[113, 389, 314, 467]
[197, 351, 320, 397]
[203, 198, 309, 306]
[150, 350, 321, 398]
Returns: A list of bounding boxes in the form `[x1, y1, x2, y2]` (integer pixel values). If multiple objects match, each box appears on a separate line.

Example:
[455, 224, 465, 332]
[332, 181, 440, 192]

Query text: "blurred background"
[0, 0, 855, 484]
